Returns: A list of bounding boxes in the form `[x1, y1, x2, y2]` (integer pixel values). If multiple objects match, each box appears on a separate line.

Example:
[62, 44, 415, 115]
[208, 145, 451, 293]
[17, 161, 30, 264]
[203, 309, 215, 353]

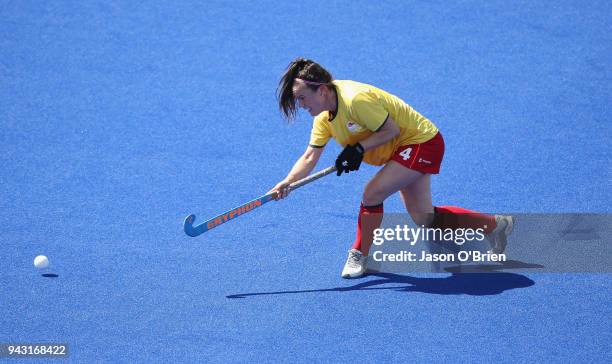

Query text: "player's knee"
[362, 186, 386, 206]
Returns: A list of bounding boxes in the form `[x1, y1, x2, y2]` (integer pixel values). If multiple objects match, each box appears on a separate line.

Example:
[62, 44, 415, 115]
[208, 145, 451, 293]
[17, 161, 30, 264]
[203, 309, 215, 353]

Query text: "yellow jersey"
[309, 80, 439, 166]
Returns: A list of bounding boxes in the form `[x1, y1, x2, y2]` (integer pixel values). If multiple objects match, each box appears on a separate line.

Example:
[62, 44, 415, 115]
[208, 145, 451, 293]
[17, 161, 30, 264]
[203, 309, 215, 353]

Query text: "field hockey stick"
[183, 165, 337, 237]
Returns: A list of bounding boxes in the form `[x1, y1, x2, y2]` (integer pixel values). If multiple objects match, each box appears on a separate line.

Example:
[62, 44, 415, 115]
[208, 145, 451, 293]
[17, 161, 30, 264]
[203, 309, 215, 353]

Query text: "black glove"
[335, 143, 364, 176]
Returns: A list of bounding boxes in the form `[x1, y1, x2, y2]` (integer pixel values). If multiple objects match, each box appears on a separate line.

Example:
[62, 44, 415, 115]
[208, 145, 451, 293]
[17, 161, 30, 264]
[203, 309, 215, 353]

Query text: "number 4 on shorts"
[399, 147, 412, 160]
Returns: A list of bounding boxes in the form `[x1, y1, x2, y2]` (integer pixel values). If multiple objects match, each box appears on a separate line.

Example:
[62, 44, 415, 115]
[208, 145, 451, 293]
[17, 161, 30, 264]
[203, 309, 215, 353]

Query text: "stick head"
[184, 214, 198, 237]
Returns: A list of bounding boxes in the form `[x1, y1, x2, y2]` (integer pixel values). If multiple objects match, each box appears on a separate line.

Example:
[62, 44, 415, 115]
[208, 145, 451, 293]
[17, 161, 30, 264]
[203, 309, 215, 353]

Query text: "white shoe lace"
[347, 250, 363, 268]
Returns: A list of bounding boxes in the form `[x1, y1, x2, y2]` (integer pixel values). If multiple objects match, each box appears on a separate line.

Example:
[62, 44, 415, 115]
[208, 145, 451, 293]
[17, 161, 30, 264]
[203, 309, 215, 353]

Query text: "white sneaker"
[487, 215, 514, 254]
[341, 249, 368, 278]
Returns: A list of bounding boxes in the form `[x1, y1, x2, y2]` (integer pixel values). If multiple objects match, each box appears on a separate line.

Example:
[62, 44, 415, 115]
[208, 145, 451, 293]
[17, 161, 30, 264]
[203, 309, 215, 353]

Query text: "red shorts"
[390, 132, 445, 174]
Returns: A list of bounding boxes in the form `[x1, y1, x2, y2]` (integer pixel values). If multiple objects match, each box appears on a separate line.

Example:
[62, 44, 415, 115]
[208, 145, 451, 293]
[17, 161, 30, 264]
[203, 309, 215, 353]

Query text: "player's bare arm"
[358, 116, 400, 151]
[270, 145, 324, 200]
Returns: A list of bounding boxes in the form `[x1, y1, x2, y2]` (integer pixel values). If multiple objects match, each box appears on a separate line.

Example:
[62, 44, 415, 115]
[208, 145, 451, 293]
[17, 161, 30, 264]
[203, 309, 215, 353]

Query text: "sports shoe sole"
[491, 215, 514, 254]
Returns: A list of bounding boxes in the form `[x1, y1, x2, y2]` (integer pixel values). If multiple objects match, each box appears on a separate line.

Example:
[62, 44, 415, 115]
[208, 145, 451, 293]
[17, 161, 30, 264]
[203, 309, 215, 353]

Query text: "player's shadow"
[442, 259, 544, 273]
[226, 272, 535, 299]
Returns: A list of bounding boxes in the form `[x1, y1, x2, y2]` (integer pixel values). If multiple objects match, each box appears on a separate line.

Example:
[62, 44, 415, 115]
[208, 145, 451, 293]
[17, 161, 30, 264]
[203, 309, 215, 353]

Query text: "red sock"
[352, 203, 384, 253]
[432, 205, 496, 234]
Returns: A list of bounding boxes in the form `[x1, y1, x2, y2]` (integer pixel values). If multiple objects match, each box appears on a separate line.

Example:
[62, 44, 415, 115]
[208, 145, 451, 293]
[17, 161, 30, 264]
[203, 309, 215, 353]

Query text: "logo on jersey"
[346, 121, 364, 134]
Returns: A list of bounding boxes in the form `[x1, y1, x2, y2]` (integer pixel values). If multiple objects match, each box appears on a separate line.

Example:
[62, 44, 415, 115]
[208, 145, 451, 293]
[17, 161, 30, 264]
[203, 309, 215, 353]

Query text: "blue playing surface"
[1, 0, 611, 362]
